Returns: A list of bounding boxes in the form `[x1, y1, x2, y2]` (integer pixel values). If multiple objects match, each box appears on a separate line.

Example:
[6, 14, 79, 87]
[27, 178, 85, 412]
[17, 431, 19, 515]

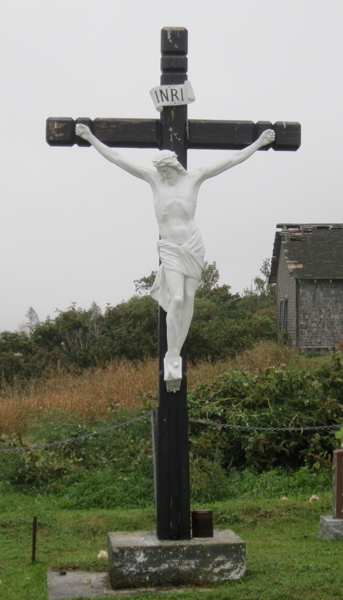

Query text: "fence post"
[32, 517, 37, 563]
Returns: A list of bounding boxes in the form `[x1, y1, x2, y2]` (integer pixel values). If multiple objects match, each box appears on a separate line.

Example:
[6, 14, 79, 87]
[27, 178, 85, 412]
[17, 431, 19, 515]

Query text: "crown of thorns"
[152, 150, 179, 168]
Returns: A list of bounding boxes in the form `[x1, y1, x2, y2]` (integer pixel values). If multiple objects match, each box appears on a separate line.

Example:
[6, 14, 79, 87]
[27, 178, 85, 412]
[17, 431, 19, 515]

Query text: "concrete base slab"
[47, 570, 210, 599]
[48, 571, 111, 599]
[319, 515, 343, 540]
[108, 529, 246, 589]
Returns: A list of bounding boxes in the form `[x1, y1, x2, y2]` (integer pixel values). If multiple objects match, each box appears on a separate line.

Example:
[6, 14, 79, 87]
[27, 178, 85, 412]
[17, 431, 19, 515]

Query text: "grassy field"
[0, 343, 339, 599]
[0, 487, 341, 600]
[0, 342, 322, 435]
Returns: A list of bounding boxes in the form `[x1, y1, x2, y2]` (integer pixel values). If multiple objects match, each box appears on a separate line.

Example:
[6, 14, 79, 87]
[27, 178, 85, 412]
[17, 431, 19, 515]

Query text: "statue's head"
[152, 150, 185, 174]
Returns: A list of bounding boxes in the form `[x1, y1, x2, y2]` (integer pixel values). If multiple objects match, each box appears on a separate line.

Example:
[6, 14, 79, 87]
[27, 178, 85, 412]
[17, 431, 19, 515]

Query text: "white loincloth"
[150, 230, 205, 312]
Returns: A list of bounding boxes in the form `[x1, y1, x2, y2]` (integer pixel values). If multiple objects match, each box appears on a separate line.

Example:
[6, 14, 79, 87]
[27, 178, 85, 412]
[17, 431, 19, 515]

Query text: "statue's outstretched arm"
[75, 124, 153, 182]
[198, 129, 275, 181]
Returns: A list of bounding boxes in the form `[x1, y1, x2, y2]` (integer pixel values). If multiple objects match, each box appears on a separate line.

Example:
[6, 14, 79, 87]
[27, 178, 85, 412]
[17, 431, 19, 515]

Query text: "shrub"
[188, 355, 343, 472]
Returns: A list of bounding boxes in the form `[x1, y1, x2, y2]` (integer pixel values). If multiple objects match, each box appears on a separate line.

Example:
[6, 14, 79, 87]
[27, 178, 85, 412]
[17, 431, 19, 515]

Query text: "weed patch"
[0, 342, 304, 435]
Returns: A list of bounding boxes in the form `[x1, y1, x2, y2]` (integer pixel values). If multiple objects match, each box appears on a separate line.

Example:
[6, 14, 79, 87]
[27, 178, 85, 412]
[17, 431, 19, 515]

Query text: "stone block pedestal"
[108, 530, 246, 589]
[319, 515, 343, 540]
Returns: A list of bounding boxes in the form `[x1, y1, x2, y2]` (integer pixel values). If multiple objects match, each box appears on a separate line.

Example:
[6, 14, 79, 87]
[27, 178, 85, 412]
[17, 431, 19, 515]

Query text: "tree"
[252, 258, 275, 297]
[198, 261, 220, 291]
[103, 295, 158, 360]
[0, 331, 36, 383]
[241, 258, 276, 313]
[18, 307, 39, 336]
[134, 272, 157, 295]
[90, 301, 102, 319]
[134, 261, 220, 295]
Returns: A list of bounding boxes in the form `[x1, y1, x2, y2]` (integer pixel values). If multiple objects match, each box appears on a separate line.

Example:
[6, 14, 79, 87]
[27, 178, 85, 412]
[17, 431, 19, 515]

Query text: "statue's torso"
[151, 171, 201, 246]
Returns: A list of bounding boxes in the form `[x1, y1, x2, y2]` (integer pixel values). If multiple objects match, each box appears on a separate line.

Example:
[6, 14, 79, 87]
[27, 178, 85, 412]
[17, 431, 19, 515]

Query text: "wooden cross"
[46, 27, 301, 541]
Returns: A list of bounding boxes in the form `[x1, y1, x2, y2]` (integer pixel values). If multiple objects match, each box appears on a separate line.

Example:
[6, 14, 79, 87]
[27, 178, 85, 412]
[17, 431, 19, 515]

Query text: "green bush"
[188, 354, 343, 472]
[0, 410, 153, 497]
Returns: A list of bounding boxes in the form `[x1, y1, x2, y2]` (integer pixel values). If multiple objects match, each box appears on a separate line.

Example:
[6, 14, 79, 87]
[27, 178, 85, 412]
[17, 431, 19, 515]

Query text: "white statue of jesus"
[76, 124, 275, 390]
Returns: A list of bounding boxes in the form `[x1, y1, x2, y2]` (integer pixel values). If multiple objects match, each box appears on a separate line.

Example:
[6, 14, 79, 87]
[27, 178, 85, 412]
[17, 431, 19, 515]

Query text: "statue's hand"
[75, 124, 92, 140]
[258, 129, 275, 147]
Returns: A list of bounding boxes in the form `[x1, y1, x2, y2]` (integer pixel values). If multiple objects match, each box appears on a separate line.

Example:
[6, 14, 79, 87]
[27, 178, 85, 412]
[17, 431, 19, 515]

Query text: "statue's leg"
[163, 268, 185, 359]
[178, 276, 199, 352]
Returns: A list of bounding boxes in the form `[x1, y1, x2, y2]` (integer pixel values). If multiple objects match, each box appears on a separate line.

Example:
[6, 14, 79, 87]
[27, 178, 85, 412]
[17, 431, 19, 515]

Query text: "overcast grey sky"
[1, 0, 342, 332]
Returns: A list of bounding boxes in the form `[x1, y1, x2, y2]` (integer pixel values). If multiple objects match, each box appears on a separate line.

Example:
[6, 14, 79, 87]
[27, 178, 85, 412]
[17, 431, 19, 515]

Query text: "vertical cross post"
[156, 28, 191, 541]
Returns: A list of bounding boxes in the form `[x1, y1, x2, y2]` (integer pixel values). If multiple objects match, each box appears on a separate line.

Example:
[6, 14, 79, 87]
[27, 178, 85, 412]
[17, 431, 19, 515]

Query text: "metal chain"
[0, 413, 151, 454]
[1, 412, 341, 454]
[189, 418, 343, 432]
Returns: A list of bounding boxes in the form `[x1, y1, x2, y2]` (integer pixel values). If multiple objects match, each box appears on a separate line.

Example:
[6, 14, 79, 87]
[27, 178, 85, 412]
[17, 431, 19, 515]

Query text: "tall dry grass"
[0, 342, 300, 434]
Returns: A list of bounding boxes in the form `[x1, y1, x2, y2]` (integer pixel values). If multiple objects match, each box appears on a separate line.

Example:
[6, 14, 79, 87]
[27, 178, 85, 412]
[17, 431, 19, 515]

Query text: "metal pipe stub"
[192, 510, 213, 538]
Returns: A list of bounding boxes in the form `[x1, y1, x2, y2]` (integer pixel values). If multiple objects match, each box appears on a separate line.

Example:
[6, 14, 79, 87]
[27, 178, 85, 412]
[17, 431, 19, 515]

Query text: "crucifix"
[46, 27, 301, 541]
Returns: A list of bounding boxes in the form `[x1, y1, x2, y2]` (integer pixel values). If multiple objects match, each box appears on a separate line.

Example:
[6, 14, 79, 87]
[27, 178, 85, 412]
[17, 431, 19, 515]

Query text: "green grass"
[0, 484, 342, 600]
[1, 352, 342, 598]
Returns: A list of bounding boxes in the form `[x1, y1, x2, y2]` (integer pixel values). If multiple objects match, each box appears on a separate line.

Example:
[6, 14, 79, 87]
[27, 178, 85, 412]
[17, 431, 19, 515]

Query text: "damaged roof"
[269, 224, 343, 283]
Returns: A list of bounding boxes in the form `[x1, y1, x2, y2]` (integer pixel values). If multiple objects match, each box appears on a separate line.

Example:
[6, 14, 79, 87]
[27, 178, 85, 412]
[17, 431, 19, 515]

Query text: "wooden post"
[156, 27, 191, 541]
[332, 450, 343, 518]
[32, 516, 37, 563]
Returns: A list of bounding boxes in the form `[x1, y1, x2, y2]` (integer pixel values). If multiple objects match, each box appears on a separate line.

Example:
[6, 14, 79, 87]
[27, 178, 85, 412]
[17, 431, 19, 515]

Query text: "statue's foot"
[164, 356, 182, 393]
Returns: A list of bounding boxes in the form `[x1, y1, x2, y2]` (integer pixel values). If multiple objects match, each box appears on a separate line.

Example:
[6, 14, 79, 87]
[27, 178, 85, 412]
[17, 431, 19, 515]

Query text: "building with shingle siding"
[269, 224, 343, 353]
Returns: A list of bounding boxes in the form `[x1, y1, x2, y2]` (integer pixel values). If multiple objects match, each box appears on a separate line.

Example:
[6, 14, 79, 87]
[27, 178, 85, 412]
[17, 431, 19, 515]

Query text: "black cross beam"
[46, 27, 301, 541]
